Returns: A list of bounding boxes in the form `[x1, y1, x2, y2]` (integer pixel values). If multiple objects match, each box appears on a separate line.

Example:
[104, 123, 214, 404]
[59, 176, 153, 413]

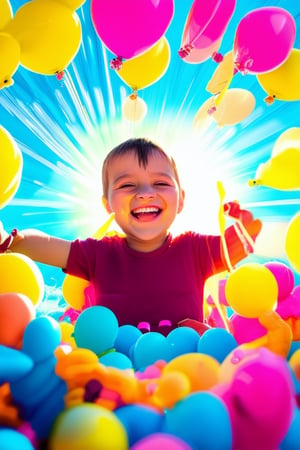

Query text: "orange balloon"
[0, 292, 36, 349]
[152, 371, 190, 409]
[163, 353, 220, 392]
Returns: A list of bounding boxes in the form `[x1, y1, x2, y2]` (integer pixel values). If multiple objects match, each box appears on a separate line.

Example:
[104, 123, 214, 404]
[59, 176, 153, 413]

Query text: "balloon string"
[215, 181, 232, 332]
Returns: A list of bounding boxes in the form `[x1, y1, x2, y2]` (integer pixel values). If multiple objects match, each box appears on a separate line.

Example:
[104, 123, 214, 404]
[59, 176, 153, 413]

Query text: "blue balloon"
[280, 406, 300, 449]
[10, 356, 64, 407]
[74, 306, 119, 355]
[197, 328, 238, 363]
[22, 316, 61, 362]
[114, 324, 142, 357]
[115, 404, 164, 446]
[287, 340, 300, 360]
[99, 351, 133, 369]
[163, 391, 232, 450]
[0, 429, 34, 450]
[166, 327, 199, 357]
[133, 332, 173, 370]
[0, 345, 33, 383]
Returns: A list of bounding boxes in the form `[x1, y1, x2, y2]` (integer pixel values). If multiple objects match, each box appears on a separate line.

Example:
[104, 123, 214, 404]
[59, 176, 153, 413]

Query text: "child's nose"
[136, 185, 155, 199]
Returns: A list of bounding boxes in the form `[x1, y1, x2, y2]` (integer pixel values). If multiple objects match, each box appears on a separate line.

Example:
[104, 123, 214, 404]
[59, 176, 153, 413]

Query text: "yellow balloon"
[62, 275, 90, 310]
[0, 0, 13, 29]
[55, 0, 86, 10]
[0, 32, 20, 89]
[249, 148, 300, 191]
[192, 96, 215, 130]
[122, 94, 147, 122]
[116, 37, 170, 90]
[6, 0, 82, 75]
[62, 214, 115, 309]
[257, 49, 300, 101]
[49, 404, 128, 450]
[212, 88, 256, 126]
[0, 252, 44, 305]
[59, 321, 76, 348]
[225, 263, 278, 318]
[285, 212, 300, 274]
[0, 125, 23, 209]
[206, 50, 234, 95]
[272, 127, 300, 157]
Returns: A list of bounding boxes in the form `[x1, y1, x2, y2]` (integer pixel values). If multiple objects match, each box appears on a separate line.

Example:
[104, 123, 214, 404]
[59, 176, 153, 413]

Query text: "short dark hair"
[102, 138, 181, 198]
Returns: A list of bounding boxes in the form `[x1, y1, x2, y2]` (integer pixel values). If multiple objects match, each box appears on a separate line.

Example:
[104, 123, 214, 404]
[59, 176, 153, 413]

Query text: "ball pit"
[0, 259, 300, 450]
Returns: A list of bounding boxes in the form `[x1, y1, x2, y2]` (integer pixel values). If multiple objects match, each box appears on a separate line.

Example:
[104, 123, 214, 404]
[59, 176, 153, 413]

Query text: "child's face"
[102, 150, 185, 251]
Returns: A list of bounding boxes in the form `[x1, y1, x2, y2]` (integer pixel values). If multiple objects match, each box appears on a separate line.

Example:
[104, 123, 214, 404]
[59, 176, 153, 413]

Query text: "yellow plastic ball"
[225, 263, 278, 318]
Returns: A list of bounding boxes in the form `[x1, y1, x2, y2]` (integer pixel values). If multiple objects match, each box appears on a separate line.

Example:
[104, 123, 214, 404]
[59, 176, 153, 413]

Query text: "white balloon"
[122, 95, 147, 122]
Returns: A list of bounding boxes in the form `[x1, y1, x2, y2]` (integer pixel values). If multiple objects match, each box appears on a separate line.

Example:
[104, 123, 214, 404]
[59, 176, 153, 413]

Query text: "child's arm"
[223, 202, 262, 267]
[0, 223, 71, 268]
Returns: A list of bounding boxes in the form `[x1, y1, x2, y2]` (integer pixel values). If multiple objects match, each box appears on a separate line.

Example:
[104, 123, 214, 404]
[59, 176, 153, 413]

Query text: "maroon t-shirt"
[64, 232, 226, 328]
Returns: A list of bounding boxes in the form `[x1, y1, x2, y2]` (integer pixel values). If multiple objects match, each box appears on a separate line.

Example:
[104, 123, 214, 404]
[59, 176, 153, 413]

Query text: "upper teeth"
[133, 207, 159, 214]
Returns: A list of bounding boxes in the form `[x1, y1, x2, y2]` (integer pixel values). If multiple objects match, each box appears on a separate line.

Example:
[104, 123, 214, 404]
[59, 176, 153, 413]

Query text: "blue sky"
[1, 0, 300, 300]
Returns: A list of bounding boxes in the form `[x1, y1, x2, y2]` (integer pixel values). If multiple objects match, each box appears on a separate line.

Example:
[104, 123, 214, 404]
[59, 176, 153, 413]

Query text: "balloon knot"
[234, 58, 253, 75]
[248, 179, 257, 187]
[264, 95, 275, 105]
[129, 91, 138, 100]
[110, 56, 123, 71]
[207, 105, 216, 115]
[56, 71, 65, 81]
[178, 44, 193, 59]
[212, 52, 223, 63]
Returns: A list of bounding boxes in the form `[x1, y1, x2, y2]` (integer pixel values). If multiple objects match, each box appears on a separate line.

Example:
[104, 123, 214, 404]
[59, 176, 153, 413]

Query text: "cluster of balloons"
[0, 0, 84, 87]
[90, 0, 174, 122]
[191, 5, 298, 127]
[1, 296, 300, 449]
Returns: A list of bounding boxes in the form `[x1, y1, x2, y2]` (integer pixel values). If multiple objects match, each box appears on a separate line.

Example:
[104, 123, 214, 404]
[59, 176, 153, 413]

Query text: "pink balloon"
[131, 433, 192, 450]
[229, 313, 266, 344]
[276, 287, 300, 320]
[233, 7, 296, 74]
[91, 0, 174, 60]
[215, 347, 295, 450]
[179, 0, 236, 62]
[264, 261, 294, 301]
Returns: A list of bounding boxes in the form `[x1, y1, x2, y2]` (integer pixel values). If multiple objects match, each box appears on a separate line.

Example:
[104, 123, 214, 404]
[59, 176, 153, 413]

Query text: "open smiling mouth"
[131, 207, 162, 220]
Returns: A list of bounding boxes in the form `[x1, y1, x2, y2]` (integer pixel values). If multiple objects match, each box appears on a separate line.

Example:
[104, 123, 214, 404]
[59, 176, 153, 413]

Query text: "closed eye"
[117, 183, 136, 189]
[154, 181, 172, 187]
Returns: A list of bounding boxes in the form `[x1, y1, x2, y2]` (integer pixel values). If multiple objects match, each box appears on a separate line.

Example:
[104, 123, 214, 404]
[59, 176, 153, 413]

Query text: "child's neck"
[125, 233, 170, 253]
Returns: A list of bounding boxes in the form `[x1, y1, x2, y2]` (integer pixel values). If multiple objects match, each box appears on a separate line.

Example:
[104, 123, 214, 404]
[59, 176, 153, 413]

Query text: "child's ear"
[177, 189, 185, 214]
[102, 196, 112, 214]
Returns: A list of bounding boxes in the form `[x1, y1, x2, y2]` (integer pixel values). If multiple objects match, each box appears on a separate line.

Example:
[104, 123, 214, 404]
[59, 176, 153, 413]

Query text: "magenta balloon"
[131, 433, 192, 450]
[229, 313, 266, 344]
[233, 7, 296, 74]
[91, 0, 174, 60]
[179, 0, 236, 61]
[219, 348, 295, 450]
[264, 261, 294, 301]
